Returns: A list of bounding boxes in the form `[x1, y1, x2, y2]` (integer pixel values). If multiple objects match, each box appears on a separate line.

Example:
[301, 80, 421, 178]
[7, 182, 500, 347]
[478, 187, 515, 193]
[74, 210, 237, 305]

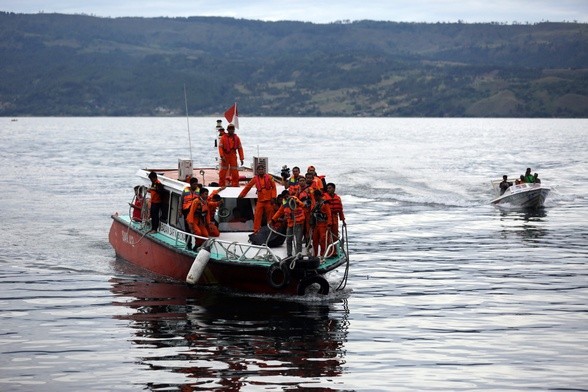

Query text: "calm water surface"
[0, 117, 587, 391]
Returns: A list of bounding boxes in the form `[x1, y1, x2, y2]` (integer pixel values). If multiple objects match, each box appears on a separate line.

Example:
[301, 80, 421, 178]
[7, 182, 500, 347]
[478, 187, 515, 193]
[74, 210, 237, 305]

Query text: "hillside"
[1, 12, 587, 117]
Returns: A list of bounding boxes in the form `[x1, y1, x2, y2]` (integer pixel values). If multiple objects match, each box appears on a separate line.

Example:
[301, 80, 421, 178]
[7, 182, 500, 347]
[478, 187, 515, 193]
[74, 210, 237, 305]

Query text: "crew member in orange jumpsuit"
[187, 188, 210, 246]
[206, 187, 225, 237]
[310, 190, 332, 257]
[324, 182, 345, 240]
[179, 177, 200, 248]
[238, 164, 277, 232]
[218, 124, 244, 187]
[298, 173, 319, 244]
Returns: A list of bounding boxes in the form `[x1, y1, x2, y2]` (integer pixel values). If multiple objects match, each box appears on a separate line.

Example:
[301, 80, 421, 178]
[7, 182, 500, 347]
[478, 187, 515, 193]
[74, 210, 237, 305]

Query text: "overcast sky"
[1, 0, 587, 24]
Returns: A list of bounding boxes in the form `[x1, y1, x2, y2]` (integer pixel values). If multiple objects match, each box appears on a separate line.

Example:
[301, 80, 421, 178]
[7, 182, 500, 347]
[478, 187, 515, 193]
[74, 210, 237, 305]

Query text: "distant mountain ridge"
[1, 12, 587, 117]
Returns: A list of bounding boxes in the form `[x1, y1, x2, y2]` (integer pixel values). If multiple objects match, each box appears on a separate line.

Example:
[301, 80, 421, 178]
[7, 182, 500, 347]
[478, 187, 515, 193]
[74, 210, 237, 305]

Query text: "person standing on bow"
[238, 164, 277, 232]
[523, 168, 534, 183]
[218, 124, 244, 187]
[310, 190, 332, 257]
[324, 182, 346, 240]
[271, 195, 306, 257]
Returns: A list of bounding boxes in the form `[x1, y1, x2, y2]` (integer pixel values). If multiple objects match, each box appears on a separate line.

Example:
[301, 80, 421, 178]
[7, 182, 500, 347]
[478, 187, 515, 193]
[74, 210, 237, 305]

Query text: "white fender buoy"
[186, 243, 211, 284]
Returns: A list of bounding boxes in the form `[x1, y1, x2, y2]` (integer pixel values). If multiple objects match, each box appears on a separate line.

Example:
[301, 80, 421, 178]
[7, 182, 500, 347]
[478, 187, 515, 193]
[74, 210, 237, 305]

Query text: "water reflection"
[497, 207, 548, 241]
[109, 275, 350, 391]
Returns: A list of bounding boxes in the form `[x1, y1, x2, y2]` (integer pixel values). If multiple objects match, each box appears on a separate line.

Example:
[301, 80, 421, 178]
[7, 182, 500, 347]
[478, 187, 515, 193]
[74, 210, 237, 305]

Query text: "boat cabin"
[133, 162, 284, 235]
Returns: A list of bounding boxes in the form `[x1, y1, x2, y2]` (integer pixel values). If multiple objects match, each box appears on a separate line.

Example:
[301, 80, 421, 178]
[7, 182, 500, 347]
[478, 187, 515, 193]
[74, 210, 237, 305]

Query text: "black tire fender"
[297, 275, 330, 295]
[293, 256, 320, 270]
[268, 262, 290, 289]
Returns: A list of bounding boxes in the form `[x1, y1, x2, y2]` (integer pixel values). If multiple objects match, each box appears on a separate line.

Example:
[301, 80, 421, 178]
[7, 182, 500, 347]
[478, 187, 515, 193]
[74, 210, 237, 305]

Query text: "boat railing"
[159, 221, 281, 263]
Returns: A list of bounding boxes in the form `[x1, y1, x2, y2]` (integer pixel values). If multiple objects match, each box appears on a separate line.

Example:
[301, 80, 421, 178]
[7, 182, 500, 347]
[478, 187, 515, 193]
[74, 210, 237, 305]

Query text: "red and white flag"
[224, 103, 239, 129]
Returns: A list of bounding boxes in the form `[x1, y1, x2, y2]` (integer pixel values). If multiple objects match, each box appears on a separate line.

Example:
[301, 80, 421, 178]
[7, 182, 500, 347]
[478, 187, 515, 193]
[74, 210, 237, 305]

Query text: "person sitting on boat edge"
[218, 123, 244, 187]
[148, 171, 164, 232]
[499, 175, 512, 195]
[238, 164, 277, 232]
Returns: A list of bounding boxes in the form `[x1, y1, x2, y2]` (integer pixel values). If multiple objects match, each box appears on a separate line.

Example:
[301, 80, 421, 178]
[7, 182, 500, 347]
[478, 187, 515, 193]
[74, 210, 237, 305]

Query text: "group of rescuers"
[142, 120, 346, 258]
[499, 167, 542, 195]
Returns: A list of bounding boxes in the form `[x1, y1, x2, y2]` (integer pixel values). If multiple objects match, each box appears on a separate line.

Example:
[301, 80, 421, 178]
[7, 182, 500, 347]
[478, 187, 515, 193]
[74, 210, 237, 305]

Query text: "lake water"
[1, 117, 587, 391]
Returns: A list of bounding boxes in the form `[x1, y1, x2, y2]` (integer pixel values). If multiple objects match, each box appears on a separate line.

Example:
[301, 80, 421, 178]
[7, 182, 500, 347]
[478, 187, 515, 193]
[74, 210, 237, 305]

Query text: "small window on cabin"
[168, 192, 181, 228]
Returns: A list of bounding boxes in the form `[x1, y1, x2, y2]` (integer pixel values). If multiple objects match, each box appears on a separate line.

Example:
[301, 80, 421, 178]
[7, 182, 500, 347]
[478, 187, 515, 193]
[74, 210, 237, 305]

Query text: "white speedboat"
[490, 179, 550, 209]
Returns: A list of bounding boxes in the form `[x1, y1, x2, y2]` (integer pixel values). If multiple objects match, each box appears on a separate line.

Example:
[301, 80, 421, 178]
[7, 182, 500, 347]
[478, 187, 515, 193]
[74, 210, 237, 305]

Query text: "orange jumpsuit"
[206, 189, 222, 237]
[239, 174, 277, 231]
[187, 197, 210, 245]
[218, 133, 244, 187]
[310, 200, 332, 257]
[298, 186, 315, 243]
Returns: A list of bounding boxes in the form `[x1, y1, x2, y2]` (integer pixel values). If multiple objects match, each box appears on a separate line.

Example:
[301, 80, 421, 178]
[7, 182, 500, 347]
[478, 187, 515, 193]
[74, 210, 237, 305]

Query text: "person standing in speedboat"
[524, 168, 534, 183]
[499, 175, 512, 195]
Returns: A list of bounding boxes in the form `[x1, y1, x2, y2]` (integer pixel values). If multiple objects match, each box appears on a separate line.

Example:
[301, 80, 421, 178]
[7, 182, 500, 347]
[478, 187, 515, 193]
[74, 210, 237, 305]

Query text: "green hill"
[1, 12, 587, 117]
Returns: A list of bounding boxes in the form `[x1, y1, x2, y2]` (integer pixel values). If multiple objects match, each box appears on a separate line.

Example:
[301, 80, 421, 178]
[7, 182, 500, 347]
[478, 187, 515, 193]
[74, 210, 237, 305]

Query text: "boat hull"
[491, 186, 550, 209]
[109, 216, 344, 296]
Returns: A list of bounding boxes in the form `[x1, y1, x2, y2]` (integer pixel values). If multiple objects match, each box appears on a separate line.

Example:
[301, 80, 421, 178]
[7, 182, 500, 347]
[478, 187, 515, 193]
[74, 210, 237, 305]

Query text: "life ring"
[268, 262, 290, 289]
[218, 207, 231, 219]
[297, 275, 330, 295]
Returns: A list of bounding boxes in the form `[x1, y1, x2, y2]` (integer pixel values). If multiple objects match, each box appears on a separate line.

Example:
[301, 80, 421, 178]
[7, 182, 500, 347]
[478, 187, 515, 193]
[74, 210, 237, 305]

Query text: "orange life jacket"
[325, 193, 344, 217]
[273, 198, 305, 227]
[254, 174, 274, 191]
[181, 187, 199, 211]
[149, 180, 163, 204]
[219, 134, 243, 157]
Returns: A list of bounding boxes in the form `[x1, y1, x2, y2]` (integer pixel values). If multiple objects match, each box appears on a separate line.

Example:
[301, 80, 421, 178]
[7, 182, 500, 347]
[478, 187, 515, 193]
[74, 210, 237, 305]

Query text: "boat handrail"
[159, 221, 281, 263]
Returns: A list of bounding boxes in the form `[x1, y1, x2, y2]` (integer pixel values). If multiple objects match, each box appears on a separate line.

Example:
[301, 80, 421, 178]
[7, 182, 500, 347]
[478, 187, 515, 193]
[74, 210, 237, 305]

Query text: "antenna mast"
[184, 84, 193, 161]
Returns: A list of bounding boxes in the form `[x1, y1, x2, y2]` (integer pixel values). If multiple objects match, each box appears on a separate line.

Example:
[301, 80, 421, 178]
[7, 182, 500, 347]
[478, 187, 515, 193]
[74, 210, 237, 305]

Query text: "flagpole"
[183, 84, 193, 161]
